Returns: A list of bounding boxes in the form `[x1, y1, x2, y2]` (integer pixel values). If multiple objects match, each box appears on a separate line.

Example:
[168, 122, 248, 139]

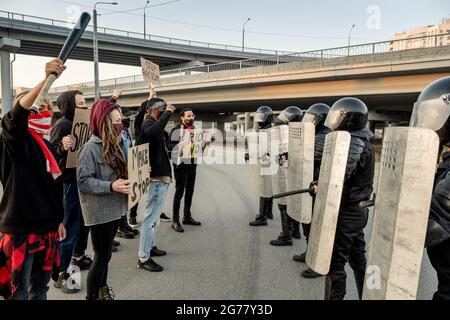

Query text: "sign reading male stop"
[128, 143, 151, 209]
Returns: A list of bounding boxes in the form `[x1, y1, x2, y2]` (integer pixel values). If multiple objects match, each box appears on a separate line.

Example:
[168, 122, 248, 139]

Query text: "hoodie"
[50, 90, 81, 182]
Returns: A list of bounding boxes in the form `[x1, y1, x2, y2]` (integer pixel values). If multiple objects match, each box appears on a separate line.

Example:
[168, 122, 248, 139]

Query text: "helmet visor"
[324, 110, 345, 130]
[277, 110, 293, 123]
[303, 112, 320, 125]
[410, 95, 450, 131]
[254, 112, 268, 123]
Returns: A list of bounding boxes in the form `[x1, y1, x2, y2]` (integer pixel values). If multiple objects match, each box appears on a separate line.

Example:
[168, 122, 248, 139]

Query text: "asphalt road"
[26, 161, 436, 300]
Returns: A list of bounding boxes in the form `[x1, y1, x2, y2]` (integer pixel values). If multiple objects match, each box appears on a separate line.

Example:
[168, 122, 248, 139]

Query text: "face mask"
[113, 123, 123, 136]
[28, 110, 52, 138]
[158, 110, 166, 118]
[122, 118, 130, 129]
[185, 119, 194, 126]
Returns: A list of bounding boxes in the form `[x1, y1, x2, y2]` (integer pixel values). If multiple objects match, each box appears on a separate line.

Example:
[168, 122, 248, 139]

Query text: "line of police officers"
[247, 75, 450, 300]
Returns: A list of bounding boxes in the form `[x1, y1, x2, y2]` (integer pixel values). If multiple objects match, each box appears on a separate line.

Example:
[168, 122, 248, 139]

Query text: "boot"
[324, 271, 347, 300]
[270, 205, 292, 246]
[266, 197, 273, 219]
[98, 286, 115, 300]
[249, 197, 268, 226]
[121, 214, 139, 235]
[293, 251, 307, 263]
[353, 269, 366, 300]
[289, 217, 301, 239]
[117, 216, 136, 239]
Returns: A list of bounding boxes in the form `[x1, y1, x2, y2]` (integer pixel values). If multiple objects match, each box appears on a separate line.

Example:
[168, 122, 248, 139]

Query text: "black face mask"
[158, 110, 166, 118]
[185, 119, 194, 126]
[122, 118, 130, 129]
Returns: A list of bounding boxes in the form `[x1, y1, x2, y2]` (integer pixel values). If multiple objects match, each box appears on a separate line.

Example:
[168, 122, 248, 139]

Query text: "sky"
[0, 0, 449, 89]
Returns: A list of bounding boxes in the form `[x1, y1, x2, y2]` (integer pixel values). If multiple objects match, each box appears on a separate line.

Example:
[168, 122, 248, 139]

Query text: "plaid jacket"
[0, 231, 60, 299]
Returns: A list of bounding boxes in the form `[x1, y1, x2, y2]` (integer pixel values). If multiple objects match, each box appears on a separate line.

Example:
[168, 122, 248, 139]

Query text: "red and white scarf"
[28, 111, 62, 180]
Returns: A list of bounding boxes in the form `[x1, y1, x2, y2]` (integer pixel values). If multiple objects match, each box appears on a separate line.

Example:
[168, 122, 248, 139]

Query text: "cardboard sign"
[140, 57, 160, 85]
[66, 108, 92, 168]
[178, 128, 204, 160]
[128, 143, 151, 209]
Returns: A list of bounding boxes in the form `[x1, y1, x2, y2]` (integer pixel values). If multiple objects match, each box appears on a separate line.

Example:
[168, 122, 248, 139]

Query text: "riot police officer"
[270, 106, 303, 246]
[292, 103, 332, 278]
[410, 75, 450, 300]
[250, 106, 275, 226]
[320, 97, 375, 300]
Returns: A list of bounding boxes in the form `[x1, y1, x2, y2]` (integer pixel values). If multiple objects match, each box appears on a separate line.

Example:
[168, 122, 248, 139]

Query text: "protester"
[118, 104, 139, 236]
[0, 58, 67, 300]
[135, 96, 175, 272]
[50, 89, 93, 293]
[168, 108, 202, 233]
[77, 98, 129, 300]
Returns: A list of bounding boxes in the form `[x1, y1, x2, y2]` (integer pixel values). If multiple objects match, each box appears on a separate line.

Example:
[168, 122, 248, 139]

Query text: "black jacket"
[340, 127, 375, 206]
[50, 117, 75, 182]
[136, 110, 173, 178]
[429, 151, 450, 235]
[0, 102, 64, 234]
[314, 127, 332, 181]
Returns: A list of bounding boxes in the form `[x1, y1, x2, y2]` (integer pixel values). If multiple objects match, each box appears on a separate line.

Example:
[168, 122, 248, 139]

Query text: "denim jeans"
[9, 250, 52, 300]
[60, 182, 87, 272]
[138, 181, 169, 261]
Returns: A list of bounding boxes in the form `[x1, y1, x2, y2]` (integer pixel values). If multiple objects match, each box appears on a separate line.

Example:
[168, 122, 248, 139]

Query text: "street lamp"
[144, 0, 150, 40]
[242, 17, 251, 52]
[347, 24, 356, 56]
[93, 1, 118, 100]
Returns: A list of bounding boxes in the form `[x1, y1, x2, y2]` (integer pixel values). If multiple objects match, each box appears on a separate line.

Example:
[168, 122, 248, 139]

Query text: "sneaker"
[137, 258, 163, 272]
[112, 245, 118, 253]
[301, 268, 323, 279]
[293, 251, 307, 263]
[116, 227, 135, 239]
[53, 272, 80, 294]
[112, 239, 121, 247]
[182, 217, 201, 226]
[150, 246, 167, 257]
[160, 213, 171, 222]
[171, 221, 184, 233]
[98, 286, 115, 300]
[71, 255, 93, 270]
[128, 217, 138, 228]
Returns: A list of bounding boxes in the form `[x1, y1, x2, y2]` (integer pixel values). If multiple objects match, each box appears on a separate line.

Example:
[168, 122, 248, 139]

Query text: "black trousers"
[327, 205, 368, 300]
[173, 164, 197, 222]
[427, 238, 450, 300]
[301, 196, 316, 242]
[86, 219, 119, 300]
[129, 203, 138, 219]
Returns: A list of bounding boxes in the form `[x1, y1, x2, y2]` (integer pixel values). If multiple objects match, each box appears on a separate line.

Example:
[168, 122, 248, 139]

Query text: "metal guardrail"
[47, 32, 450, 95]
[0, 10, 294, 56]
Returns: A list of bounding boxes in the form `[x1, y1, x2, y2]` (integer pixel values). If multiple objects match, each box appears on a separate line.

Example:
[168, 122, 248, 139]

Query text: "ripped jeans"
[138, 181, 169, 261]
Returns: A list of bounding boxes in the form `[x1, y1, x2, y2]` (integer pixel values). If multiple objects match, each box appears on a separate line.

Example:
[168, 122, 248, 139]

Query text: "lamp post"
[144, 0, 150, 40]
[93, 1, 118, 100]
[347, 24, 356, 56]
[242, 17, 251, 52]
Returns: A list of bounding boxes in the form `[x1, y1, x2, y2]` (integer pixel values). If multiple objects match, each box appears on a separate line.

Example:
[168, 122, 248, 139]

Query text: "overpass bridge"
[46, 35, 450, 127]
[0, 10, 293, 67]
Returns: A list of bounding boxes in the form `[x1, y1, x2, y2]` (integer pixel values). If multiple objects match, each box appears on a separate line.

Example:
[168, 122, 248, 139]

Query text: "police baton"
[273, 188, 313, 199]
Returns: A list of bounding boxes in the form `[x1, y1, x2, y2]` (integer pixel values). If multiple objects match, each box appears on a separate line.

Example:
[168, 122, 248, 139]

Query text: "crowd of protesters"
[0, 58, 205, 300]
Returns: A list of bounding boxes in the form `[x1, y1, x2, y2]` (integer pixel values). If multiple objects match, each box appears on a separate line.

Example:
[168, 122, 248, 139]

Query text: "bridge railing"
[0, 10, 293, 56]
[51, 32, 450, 95]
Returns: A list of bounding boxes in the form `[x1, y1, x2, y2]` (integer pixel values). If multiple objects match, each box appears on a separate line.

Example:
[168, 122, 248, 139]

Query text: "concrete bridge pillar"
[0, 38, 20, 115]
